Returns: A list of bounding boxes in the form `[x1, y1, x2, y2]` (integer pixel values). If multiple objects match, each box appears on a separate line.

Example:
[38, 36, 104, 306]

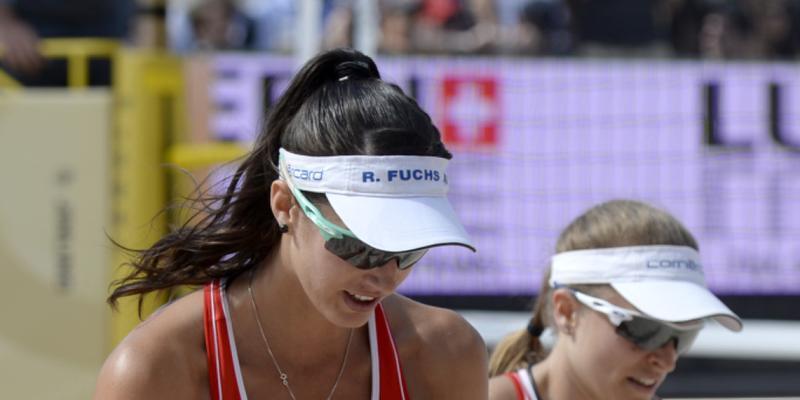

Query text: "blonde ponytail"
[489, 271, 551, 376]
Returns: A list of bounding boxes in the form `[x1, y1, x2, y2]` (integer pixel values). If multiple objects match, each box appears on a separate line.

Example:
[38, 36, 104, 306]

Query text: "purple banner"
[209, 55, 800, 295]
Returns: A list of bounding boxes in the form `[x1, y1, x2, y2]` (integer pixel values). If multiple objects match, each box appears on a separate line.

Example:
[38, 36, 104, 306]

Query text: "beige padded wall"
[0, 89, 111, 399]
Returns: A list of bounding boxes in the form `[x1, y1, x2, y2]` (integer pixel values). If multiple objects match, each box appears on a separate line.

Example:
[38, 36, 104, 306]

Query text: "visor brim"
[612, 280, 743, 332]
[326, 193, 475, 253]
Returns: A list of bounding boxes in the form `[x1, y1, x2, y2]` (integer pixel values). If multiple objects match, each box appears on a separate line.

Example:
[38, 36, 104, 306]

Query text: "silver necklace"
[247, 269, 354, 400]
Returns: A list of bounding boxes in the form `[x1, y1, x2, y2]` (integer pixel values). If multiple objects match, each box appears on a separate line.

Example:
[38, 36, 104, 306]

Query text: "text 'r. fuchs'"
[361, 169, 446, 183]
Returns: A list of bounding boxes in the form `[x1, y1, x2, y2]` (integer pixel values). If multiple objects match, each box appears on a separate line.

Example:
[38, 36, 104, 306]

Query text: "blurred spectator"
[410, 0, 498, 54]
[670, 0, 716, 56]
[376, 0, 565, 56]
[379, 0, 417, 54]
[516, 0, 572, 55]
[478, 0, 543, 55]
[564, 0, 675, 57]
[697, 0, 800, 59]
[190, 0, 255, 50]
[250, 0, 294, 53]
[170, 0, 256, 52]
[165, 0, 800, 59]
[322, 0, 355, 50]
[750, 0, 799, 58]
[0, 0, 134, 86]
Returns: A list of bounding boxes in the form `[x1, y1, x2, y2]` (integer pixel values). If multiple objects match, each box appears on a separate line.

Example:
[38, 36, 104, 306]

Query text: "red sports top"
[504, 368, 538, 400]
[204, 279, 411, 400]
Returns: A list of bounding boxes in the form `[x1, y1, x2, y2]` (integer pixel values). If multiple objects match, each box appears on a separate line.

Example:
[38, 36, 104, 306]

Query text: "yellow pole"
[0, 69, 21, 88]
[167, 143, 249, 170]
[68, 55, 88, 88]
[109, 50, 184, 347]
[41, 39, 118, 88]
[0, 38, 119, 89]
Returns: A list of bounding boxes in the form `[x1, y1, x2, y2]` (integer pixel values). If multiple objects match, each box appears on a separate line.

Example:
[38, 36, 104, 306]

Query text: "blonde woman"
[489, 200, 742, 400]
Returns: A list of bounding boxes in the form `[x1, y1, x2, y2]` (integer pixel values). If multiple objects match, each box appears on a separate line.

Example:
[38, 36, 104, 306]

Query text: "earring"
[279, 224, 289, 233]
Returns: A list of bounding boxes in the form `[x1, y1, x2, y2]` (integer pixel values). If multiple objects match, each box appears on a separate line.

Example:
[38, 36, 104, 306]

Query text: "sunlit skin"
[275, 181, 414, 329]
[490, 287, 679, 400]
[94, 179, 487, 400]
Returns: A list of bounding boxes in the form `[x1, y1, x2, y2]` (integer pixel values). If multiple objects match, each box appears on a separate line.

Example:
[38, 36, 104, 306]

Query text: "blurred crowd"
[2, 0, 800, 65]
[0, 0, 133, 85]
[171, 0, 800, 59]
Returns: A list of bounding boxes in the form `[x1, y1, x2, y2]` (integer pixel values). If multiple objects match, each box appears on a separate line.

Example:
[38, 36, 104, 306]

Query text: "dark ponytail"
[108, 48, 450, 307]
[258, 48, 381, 169]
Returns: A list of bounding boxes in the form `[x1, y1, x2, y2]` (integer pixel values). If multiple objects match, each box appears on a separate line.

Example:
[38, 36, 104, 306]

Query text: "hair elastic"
[526, 320, 544, 337]
[335, 60, 372, 82]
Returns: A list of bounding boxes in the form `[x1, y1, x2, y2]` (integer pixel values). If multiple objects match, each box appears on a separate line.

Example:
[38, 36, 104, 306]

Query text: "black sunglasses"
[571, 289, 703, 354]
[324, 235, 428, 270]
[290, 184, 427, 270]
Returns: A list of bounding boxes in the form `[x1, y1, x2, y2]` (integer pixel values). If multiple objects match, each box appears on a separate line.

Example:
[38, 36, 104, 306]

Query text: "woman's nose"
[367, 258, 407, 288]
[649, 339, 679, 373]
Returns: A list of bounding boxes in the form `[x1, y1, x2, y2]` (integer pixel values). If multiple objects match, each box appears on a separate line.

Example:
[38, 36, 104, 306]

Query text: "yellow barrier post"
[0, 38, 123, 399]
[109, 49, 185, 346]
[166, 142, 249, 169]
[1, 39, 252, 396]
[2, 38, 250, 349]
[0, 69, 21, 88]
[0, 38, 118, 89]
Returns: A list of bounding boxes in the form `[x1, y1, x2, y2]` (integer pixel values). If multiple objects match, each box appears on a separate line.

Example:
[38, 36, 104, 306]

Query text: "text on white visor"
[549, 245, 706, 287]
[279, 148, 450, 197]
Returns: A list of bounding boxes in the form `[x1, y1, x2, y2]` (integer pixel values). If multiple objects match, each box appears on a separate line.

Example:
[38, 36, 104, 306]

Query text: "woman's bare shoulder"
[383, 294, 484, 352]
[93, 290, 208, 400]
[488, 373, 518, 400]
[383, 294, 488, 400]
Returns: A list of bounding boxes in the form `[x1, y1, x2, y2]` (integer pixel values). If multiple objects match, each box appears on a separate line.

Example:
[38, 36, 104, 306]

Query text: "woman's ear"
[551, 288, 579, 335]
[270, 180, 294, 228]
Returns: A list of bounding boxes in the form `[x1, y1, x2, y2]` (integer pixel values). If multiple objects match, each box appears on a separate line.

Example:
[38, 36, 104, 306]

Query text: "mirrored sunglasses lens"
[674, 328, 700, 354]
[351, 249, 426, 270]
[394, 249, 426, 270]
[361, 250, 397, 269]
[324, 236, 401, 269]
[324, 236, 428, 270]
[325, 236, 373, 269]
[617, 317, 699, 354]
[617, 317, 676, 350]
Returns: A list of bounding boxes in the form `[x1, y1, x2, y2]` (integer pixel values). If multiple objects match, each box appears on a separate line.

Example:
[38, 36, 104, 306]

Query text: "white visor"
[279, 148, 475, 253]
[550, 245, 742, 331]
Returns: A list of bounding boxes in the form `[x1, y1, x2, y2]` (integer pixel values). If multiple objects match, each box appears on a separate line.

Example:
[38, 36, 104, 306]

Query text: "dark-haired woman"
[94, 48, 488, 400]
